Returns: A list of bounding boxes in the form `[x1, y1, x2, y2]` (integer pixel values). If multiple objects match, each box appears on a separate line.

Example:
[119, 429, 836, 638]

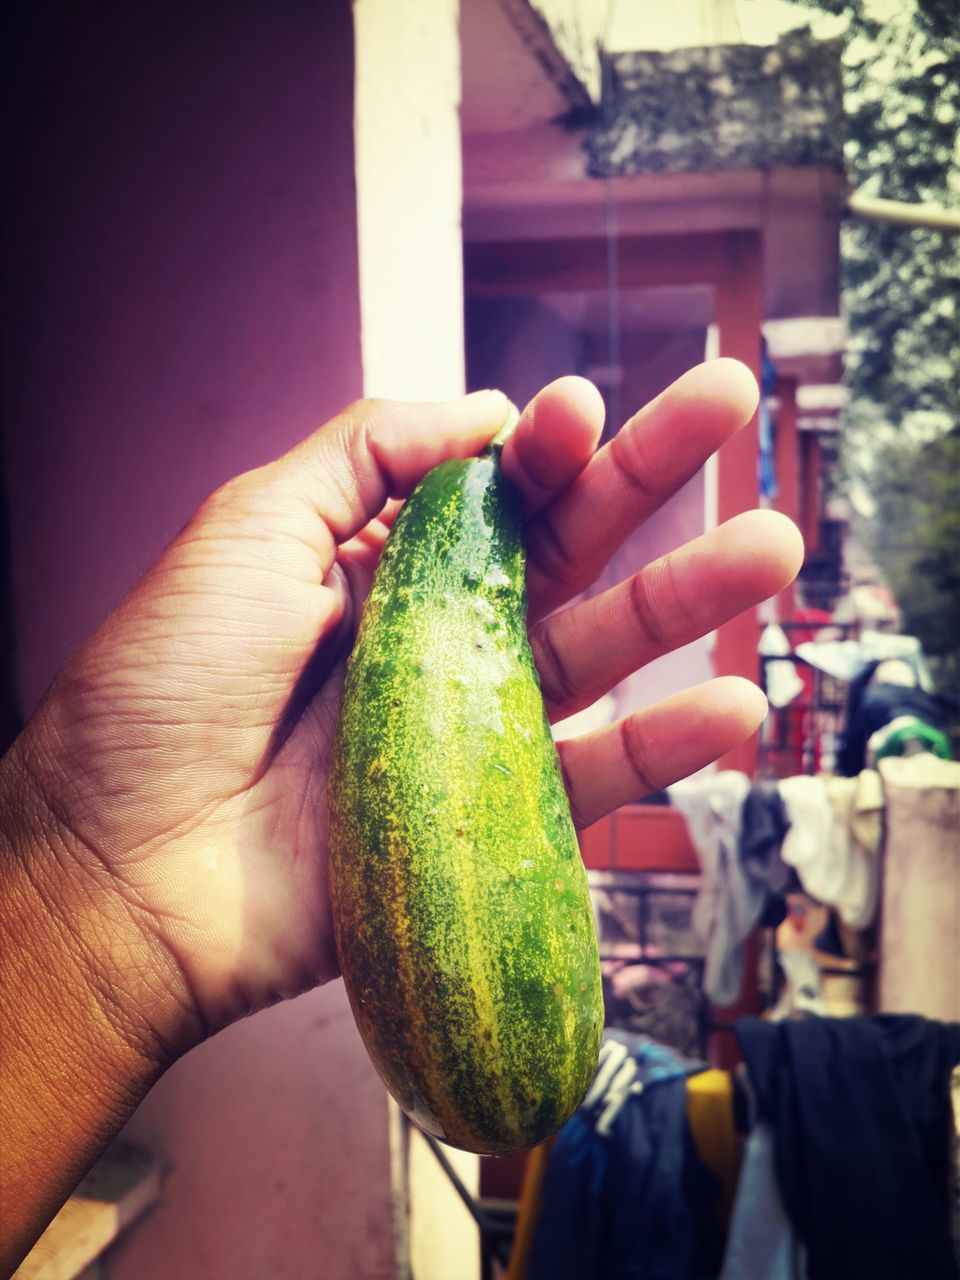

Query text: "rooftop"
[589, 29, 845, 177]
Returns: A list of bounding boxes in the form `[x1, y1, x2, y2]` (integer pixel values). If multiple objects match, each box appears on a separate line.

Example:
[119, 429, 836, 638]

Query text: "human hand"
[3, 360, 801, 1064]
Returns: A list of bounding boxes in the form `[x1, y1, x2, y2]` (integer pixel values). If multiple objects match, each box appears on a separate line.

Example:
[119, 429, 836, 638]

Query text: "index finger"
[498, 376, 605, 517]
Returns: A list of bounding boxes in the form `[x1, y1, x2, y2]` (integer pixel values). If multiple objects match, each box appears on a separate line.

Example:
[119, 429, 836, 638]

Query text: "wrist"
[0, 775, 139, 1266]
[0, 731, 207, 1067]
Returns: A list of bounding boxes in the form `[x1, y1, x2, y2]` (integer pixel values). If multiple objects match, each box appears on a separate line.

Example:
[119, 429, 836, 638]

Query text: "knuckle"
[608, 426, 658, 498]
[532, 623, 578, 712]
[628, 564, 672, 651]
[629, 556, 696, 653]
[342, 396, 386, 433]
[526, 516, 578, 587]
[619, 717, 659, 797]
[187, 465, 286, 541]
[198, 471, 257, 521]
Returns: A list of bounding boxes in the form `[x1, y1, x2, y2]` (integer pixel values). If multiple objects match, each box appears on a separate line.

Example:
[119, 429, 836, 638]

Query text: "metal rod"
[847, 191, 960, 232]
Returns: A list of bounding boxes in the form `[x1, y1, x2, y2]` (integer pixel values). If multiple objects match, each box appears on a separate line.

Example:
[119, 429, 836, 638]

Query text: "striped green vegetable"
[329, 430, 602, 1154]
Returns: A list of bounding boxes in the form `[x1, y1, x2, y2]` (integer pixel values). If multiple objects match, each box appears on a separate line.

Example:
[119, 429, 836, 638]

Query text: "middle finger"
[525, 358, 759, 621]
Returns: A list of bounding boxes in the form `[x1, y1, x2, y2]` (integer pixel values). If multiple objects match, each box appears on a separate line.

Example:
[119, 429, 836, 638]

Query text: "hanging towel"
[669, 771, 760, 1006]
[878, 756, 960, 1022]
[778, 776, 852, 908]
[823, 769, 883, 930]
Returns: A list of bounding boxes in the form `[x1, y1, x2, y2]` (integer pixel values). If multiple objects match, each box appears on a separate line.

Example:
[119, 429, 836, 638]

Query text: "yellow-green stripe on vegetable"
[329, 441, 603, 1154]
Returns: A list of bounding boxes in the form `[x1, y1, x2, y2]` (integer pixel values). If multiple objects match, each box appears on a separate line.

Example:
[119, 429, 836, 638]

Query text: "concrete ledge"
[589, 30, 844, 177]
[15, 1144, 159, 1280]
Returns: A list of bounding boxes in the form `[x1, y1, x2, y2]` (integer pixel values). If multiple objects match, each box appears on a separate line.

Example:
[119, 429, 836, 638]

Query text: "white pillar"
[354, 0, 466, 401]
[353, 4, 480, 1278]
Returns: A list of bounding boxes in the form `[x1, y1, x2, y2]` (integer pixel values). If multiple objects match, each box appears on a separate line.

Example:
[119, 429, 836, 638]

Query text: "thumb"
[273, 389, 512, 549]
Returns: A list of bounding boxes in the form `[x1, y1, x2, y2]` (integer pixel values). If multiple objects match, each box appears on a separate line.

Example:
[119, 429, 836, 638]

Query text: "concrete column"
[353, 3, 480, 1278]
[354, 0, 465, 401]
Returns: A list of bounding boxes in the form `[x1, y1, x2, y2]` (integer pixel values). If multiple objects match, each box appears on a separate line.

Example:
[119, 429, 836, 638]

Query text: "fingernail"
[489, 401, 521, 447]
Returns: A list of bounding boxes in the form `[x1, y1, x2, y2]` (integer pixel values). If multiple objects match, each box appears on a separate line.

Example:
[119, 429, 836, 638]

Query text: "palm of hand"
[12, 370, 800, 1057]
[20, 474, 387, 1039]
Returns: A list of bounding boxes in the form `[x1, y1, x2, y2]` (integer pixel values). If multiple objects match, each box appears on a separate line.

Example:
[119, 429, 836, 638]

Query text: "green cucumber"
[328, 427, 602, 1155]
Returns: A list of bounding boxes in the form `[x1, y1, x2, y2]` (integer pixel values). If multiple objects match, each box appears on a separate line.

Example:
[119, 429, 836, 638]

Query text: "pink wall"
[112, 988, 395, 1280]
[3, 4, 396, 1276]
[4, 1, 361, 713]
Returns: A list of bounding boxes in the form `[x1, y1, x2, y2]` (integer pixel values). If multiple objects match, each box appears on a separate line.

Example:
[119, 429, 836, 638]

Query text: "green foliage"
[860, 428, 960, 694]
[805, 0, 959, 687]
[826, 0, 959, 434]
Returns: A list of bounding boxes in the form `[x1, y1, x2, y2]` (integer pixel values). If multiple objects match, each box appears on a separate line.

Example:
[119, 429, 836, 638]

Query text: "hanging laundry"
[738, 781, 795, 927]
[758, 344, 778, 500]
[766, 950, 826, 1021]
[734, 1015, 960, 1280]
[778, 775, 852, 908]
[868, 713, 954, 766]
[526, 1031, 722, 1280]
[822, 769, 884, 930]
[720, 1122, 808, 1280]
[879, 756, 960, 1022]
[847, 768, 884, 854]
[759, 623, 804, 709]
[793, 637, 869, 683]
[669, 772, 761, 1007]
[812, 908, 871, 977]
[836, 669, 951, 776]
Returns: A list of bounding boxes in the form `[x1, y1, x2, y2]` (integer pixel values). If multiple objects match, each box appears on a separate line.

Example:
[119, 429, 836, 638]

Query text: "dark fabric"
[757, 892, 788, 930]
[528, 1035, 723, 1280]
[735, 1015, 960, 1280]
[837, 679, 950, 776]
[739, 782, 796, 930]
[812, 911, 845, 959]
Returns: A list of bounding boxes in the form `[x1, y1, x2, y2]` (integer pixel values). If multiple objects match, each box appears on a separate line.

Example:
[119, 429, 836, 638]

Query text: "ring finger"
[531, 508, 803, 723]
